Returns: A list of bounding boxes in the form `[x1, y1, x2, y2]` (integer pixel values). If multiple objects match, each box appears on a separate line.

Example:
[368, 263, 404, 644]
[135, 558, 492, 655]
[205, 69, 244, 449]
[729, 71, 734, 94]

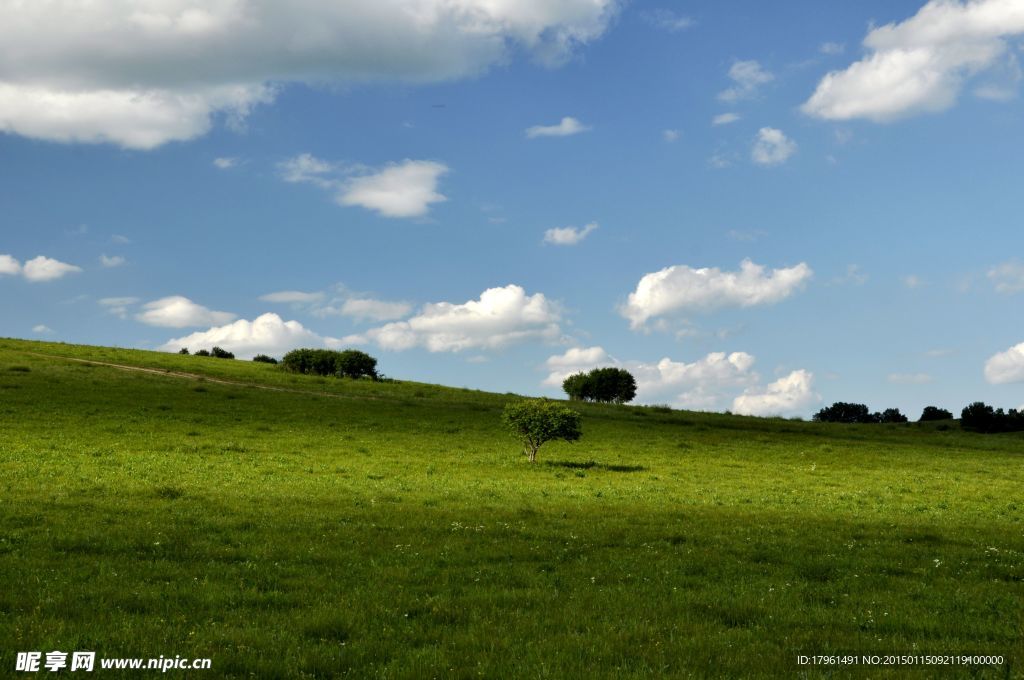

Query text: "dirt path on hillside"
[16, 351, 369, 401]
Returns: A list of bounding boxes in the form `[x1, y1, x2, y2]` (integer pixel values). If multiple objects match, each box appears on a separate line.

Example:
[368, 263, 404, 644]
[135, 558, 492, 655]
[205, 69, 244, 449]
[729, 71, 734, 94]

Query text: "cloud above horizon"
[159, 313, 338, 359]
[732, 369, 819, 417]
[621, 259, 813, 329]
[280, 155, 449, 218]
[803, 0, 1024, 122]
[984, 341, 1024, 384]
[0, 0, 620, 148]
[543, 222, 599, 245]
[0, 254, 82, 282]
[354, 284, 562, 352]
[136, 296, 236, 328]
[525, 116, 591, 138]
[718, 60, 774, 102]
[752, 127, 797, 166]
[540, 345, 816, 412]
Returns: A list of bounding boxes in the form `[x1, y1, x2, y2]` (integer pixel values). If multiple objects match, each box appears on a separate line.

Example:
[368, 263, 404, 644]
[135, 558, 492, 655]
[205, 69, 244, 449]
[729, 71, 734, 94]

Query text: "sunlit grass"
[0, 338, 1021, 677]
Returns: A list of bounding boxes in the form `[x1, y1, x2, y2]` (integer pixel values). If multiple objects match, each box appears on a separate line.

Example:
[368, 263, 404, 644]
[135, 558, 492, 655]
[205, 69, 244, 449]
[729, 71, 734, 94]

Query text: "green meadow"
[0, 337, 1021, 678]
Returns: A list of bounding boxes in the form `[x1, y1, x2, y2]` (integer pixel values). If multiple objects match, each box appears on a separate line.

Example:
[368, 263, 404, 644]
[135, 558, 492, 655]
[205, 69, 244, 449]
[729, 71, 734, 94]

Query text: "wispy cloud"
[525, 117, 591, 138]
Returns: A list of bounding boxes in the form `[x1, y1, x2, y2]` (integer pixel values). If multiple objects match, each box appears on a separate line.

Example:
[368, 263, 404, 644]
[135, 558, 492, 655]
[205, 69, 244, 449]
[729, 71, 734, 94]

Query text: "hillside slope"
[0, 339, 1021, 678]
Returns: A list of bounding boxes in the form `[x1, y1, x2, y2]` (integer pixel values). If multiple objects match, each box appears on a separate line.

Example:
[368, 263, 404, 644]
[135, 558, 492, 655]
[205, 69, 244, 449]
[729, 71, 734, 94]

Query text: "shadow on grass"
[545, 460, 647, 473]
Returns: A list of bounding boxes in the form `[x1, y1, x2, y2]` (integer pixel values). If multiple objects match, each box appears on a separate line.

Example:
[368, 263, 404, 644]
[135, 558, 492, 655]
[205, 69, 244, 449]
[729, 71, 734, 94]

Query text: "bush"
[178, 348, 190, 355]
[281, 348, 378, 380]
[252, 354, 278, 364]
[563, 367, 637, 404]
[194, 349, 211, 357]
[210, 346, 234, 359]
[919, 406, 953, 422]
[502, 399, 582, 463]
[335, 349, 378, 380]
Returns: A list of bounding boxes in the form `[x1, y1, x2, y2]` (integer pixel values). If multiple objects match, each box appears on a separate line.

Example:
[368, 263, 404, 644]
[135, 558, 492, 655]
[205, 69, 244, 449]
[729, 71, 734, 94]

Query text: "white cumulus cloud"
[984, 341, 1024, 384]
[0, 254, 21, 276]
[802, 0, 1024, 122]
[752, 127, 797, 166]
[99, 254, 125, 268]
[543, 222, 598, 245]
[21, 256, 83, 282]
[732, 369, 819, 417]
[136, 296, 236, 328]
[525, 116, 591, 138]
[542, 346, 615, 386]
[279, 155, 449, 218]
[542, 346, 762, 411]
[339, 160, 449, 218]
[160, 313, 338, 360]
[621, 259, 813, 329]
[362, 284, 561, 352]
[718, 60, 774, 102]
[0, 1, 619, 148]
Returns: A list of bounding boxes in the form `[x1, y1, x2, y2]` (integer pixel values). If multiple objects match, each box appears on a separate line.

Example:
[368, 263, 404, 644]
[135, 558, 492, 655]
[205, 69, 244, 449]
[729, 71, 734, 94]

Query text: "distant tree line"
[813, 400, 1023, 434]
[179, 346, 234, 359]
[562, 367, 637, 404]
[813, 402, 908, 424]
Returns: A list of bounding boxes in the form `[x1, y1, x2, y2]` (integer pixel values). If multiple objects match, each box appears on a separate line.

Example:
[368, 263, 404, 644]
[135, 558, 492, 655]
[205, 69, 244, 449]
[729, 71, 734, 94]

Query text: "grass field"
[0, 337, 1021, 678]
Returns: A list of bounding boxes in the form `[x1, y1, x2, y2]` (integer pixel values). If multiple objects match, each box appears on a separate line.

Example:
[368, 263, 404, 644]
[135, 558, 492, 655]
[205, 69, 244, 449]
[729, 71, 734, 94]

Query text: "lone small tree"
[502, 399, 582, 463]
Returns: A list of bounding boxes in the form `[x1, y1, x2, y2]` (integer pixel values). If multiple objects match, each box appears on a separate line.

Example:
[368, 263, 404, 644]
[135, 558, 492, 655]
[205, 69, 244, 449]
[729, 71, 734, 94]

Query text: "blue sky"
[2, 0, 1023, 417]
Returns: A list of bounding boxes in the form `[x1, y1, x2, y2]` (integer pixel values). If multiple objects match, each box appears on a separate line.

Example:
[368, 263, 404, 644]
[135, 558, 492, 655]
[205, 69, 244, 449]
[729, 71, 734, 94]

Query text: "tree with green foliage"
[878, 408, 908, 424]
[813, 402, 874, 423]
[193, 349, 211, 357]
[281, 348, 379, 380]
[502, 399, 582, 463]
[252, 354, 278, 364]
[178, 347, 190, 355]
[960, 401, 1024, 433]
[562, 372, 591, 401]
[335, 349, 378, 379]
[919, 406, 953, 422]
[210, 346, 234, 359]
[562, 367, 637, 404]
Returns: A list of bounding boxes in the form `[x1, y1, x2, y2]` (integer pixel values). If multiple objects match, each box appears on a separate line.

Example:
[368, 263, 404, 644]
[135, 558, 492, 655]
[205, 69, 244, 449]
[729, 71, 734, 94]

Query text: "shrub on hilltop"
[281, 348, 378, 380]
[562, 367, 637, 404]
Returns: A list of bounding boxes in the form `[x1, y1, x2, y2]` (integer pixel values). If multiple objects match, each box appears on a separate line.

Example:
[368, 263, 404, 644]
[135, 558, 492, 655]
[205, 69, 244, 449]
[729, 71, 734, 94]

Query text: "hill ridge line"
[15, 350, 375, 402]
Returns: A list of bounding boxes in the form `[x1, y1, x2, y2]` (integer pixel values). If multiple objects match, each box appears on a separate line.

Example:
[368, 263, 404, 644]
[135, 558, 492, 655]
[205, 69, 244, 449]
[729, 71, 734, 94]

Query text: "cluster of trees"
[178, 347, 234, 359]
[562, 367, 637, 404]
[960, 402, 1024, 433]
[812, 402, 909, 424]
[252, 354, 278, 364]
[281, 348, 379, 380]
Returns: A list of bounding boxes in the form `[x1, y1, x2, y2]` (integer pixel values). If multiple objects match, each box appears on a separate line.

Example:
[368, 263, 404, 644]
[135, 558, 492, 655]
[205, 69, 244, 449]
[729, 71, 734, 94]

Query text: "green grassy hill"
[0, 338, 1021, 678]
